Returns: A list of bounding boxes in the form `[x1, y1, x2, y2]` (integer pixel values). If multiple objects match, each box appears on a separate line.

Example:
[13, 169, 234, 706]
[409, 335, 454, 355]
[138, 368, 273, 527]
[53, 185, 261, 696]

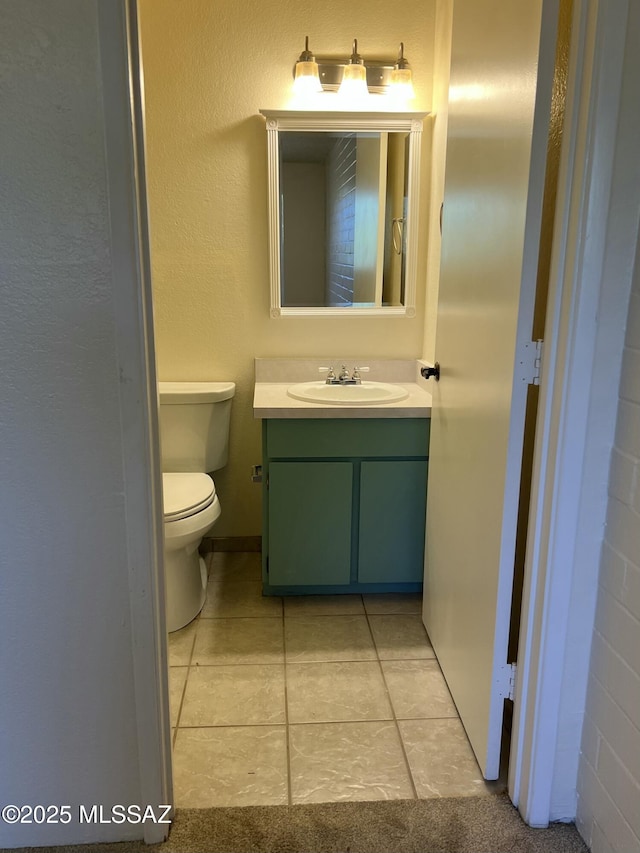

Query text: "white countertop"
[253, 382, 432, 419]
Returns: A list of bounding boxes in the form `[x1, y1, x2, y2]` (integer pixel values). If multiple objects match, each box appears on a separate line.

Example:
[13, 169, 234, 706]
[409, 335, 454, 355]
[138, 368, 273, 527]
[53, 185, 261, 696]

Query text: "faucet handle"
[352, 366, 370, 381]
[319, 366, 336, 383]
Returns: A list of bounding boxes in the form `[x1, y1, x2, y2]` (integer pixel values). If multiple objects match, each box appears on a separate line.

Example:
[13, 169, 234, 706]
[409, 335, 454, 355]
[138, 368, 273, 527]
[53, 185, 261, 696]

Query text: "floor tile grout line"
[172, 661, 286, 670]
[171, 614, 199, 744]
[363, 608, 419, 801]
[285, 655, 435, 663]
[173, 714, 457, 731]
[173, 653, 437, 668]
[283, 612, 374, 620]
[199, 614, 283, 620]
[282, 602, 293, 806]
[178, 659, 286, 668]
[175, 722, 288, 730]
[172, 666, 189, 741]
[173, 655, 435, 667]
[287, 717, 393, 728]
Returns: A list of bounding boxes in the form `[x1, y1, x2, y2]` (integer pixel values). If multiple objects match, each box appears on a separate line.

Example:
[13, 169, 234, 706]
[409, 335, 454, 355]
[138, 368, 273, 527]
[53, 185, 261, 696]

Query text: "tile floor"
[168, 551, 504, 808]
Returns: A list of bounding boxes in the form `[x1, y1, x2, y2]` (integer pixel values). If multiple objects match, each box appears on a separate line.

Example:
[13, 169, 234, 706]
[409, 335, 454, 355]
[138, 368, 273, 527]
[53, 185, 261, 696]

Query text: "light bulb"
[293, 37, 322, 96]
[338, 39, 369, 103]
[390, 43, 415, 102]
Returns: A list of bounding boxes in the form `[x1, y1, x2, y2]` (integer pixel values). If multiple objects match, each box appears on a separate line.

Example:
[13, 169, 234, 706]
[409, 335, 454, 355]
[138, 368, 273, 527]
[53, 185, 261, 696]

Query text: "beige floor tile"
[382, 660, 458, 719]
[169, 667, 188, 727]
[168, 620, 198, 666]
[368, 615, 436, 660]
[284, 595, 364, 617]
[289, 721, 415, 803]
[286, 662, 393, 724]
[180, 664, 285, 726]
[399, 718, 498, 797]
[208, 551, 262, 583]
[285, 615, 376, 663]
[201, 580, 282, 618]
[173, 726, 288, 807]
[193, 617, 284, 666]
[363, 593, 423, 615]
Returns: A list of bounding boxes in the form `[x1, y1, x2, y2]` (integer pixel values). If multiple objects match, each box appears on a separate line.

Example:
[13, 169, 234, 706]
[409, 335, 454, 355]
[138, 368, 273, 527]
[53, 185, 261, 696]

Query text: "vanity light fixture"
[390, 42, 415, 101]
[290, 38, 417, 102]
[337, 39, 369, 101]
[292, 36, 322, 95]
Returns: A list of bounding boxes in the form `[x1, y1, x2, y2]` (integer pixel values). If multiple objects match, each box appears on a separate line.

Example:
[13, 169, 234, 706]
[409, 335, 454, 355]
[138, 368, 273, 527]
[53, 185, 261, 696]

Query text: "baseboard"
[201, 536, 262, 553]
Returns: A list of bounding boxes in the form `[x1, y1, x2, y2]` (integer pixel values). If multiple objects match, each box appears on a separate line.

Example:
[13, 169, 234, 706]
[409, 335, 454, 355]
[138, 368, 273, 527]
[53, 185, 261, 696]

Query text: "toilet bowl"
[163, 472, 221, 632]
[158, 381, 236, 633]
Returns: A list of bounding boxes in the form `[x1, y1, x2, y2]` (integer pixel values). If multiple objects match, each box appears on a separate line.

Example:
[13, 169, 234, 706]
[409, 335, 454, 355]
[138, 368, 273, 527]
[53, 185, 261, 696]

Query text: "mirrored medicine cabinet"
[260, 110, 427, 317]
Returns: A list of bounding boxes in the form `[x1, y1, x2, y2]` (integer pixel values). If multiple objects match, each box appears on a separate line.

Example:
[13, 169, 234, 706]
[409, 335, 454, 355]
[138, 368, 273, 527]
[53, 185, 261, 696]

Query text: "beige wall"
[422, 0, 453, 363]
[139, 0, 436, 535]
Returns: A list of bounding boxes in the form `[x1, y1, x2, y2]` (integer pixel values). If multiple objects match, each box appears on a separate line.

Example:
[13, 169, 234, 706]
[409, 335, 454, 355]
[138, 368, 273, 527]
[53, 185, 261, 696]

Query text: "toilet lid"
[163, 473, 215, 521]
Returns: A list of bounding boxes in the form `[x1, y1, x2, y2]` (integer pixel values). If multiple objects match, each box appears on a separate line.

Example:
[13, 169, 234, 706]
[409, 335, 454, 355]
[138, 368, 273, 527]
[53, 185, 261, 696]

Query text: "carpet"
[3, 796, 589, 853]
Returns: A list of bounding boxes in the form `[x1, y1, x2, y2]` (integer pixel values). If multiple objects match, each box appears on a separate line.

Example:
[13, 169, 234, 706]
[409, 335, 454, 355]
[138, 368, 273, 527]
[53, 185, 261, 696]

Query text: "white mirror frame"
[260, 110, 427, 318]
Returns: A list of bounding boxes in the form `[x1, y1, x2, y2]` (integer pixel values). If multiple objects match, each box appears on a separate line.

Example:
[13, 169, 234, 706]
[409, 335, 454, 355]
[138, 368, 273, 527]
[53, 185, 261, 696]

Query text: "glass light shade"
[338, 63, 369, 100]
[390, 67, 415, 101]
[293, 60, 322, 95]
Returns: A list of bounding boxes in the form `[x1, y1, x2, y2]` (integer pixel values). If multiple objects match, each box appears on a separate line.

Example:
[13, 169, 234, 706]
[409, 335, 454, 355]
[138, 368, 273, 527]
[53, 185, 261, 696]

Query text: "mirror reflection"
[280, 131, 410, 309]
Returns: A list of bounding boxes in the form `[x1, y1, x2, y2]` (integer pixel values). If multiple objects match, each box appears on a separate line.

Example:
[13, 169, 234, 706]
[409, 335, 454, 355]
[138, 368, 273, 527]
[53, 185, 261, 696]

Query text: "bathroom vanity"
[254, 359, 433, 595]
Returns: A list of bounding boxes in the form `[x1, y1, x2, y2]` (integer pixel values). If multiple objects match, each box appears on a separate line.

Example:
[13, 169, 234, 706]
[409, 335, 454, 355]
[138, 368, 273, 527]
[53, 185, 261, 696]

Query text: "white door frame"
[98, 0, 172, 843]
[510, 0, 640, 826]
[119, 0, 639, 834]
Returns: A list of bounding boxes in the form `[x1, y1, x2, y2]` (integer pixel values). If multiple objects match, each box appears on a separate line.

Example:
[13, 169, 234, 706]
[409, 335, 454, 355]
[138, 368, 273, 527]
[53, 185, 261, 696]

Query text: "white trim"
[269, 305, 414, 318]
[259, 110, 428, 130]
[483, 0, 562, 781]
[373, 132, 388, 307]
[260, 110, 426, 318]
[97, 1, 172, 843]
[510, 0, 638, 826]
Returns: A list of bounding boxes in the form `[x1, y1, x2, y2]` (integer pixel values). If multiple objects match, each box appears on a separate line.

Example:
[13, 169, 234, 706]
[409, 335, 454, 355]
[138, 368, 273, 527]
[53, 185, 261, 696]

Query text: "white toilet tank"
[158, 381, 236, 473]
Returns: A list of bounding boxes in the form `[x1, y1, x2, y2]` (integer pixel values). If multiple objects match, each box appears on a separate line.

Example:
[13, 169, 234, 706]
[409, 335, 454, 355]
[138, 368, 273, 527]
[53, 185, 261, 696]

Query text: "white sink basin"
[287, 381, 409, 405]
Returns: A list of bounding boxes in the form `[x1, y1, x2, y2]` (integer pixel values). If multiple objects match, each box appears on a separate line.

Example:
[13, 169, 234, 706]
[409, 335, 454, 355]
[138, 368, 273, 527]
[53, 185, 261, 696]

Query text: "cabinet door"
[268, 461, 352, 586]
[358, 460, 428, 584]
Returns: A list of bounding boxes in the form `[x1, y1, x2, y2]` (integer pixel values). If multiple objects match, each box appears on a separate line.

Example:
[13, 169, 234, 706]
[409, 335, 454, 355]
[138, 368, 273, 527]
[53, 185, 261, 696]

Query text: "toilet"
[158, 381, 236, 632]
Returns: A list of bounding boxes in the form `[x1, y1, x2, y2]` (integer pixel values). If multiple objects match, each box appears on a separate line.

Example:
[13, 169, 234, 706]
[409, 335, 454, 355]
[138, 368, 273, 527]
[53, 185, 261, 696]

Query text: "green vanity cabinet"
[262, 418, 430, 595]
[358, 459, 428, 584]
[267, 461, 353, 587]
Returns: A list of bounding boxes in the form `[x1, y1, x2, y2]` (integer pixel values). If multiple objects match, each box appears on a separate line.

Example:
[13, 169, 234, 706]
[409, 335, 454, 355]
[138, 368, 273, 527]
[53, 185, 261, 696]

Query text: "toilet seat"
[163, 472, 215, 522]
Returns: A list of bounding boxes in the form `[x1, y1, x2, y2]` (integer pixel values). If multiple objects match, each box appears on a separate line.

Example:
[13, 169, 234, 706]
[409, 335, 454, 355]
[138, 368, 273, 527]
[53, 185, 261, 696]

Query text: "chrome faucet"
[319, 365, 370, 385]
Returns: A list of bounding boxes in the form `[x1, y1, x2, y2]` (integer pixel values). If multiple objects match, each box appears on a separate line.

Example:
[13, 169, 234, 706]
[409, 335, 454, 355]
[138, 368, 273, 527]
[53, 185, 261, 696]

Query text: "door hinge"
[532, 339, 543, 385]
[497, 662, 517, 701]
[519, 339, 544, 386]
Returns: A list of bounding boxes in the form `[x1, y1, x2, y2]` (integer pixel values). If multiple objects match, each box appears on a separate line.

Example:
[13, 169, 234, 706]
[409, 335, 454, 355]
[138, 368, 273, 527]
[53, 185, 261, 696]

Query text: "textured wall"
[0, 1, 143, 845]
[138, 0, 435, 536]
[576, 248, 640, 851]
[421, 0, 452, 364]
[281, 163, 326, 306]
